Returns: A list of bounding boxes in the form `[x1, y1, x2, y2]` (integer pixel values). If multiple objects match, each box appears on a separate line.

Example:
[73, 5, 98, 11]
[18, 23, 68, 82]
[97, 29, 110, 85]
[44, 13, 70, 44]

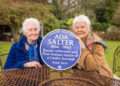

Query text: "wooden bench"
[0, 51, 120, 86]
[0, 67, 120, 86]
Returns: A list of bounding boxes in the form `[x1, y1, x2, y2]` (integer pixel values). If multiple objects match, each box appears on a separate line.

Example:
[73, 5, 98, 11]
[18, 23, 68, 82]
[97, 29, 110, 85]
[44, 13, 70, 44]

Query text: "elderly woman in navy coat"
[4, 18, 43, 69]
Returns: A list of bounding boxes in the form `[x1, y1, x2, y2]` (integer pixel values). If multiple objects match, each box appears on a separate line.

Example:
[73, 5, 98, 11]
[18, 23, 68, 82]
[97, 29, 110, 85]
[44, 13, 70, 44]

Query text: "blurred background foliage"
[0, 0, 120, 40]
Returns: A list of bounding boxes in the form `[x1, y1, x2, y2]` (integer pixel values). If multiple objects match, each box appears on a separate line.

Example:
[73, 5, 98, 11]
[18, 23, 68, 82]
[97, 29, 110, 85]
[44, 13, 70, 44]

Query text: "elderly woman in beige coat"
[71, 15, 112, 77]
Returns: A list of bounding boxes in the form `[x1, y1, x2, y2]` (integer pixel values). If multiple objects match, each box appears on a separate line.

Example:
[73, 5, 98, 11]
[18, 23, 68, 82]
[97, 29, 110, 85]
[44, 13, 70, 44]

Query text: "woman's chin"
[31, 37, 39, 40]
[77, 35, 86, 38]
[30, 38, 38, 42]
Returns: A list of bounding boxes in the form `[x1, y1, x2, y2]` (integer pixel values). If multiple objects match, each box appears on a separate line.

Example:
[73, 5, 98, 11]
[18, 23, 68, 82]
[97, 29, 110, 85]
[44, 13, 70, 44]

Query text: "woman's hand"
[76, 36, 86, 49]
[24, 61, 42, 68]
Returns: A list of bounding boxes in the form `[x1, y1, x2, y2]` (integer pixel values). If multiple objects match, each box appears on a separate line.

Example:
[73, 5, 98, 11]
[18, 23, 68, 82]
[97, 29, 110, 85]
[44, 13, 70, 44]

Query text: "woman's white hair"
[73, 15, 91, 27]
[22, 17, 41, 32]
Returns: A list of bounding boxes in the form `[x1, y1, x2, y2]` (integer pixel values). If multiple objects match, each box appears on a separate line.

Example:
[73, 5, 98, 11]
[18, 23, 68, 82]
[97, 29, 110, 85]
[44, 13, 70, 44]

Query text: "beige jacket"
[76, 33, 112, 77]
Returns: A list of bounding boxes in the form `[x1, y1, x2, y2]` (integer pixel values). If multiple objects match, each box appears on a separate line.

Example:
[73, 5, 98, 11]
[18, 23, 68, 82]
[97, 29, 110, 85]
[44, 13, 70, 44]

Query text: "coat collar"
[16, 35, 42, 50]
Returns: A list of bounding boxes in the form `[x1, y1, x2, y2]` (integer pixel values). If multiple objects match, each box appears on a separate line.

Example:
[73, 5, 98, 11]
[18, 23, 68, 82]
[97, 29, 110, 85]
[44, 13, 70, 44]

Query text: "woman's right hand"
[75, 36, 86, 49]
[24, 61, 42, 68]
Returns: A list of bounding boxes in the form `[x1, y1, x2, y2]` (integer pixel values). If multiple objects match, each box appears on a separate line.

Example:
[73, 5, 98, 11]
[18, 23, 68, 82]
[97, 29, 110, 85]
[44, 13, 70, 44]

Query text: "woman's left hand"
[24, 61, 42, 68]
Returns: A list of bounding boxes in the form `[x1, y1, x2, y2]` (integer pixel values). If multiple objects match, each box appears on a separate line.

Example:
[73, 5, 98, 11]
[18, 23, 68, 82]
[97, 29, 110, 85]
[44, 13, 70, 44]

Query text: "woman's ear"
[71, 25, 75, 32]
[23, 32, 25, 36]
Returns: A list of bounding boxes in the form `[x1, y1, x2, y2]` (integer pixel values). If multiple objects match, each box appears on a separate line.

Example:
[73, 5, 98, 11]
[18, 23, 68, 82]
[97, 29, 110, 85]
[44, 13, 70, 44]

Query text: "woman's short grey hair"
[73, 15, 91, 27]
[22, 17, 41, 32]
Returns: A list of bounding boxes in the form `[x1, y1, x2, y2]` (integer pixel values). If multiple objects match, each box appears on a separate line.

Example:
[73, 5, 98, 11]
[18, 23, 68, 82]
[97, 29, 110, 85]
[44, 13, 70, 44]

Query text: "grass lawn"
[0, 41, 12, 67]
[105, 41, 120, 69]
[0, 41, 12, 54]
[0, 40, 120, 74]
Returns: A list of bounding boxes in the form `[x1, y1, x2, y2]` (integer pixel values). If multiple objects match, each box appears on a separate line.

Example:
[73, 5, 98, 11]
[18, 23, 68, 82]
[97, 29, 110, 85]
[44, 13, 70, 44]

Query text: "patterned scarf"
[26, 42, 39, 61]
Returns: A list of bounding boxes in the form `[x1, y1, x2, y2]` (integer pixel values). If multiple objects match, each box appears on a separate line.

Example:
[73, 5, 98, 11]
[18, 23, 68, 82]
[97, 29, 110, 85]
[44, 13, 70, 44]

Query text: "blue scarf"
[27, 42, 39, 61]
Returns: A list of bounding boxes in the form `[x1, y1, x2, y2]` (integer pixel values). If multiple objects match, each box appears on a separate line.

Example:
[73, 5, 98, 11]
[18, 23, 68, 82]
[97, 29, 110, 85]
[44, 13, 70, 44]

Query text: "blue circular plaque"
[40, 29, 81, 70]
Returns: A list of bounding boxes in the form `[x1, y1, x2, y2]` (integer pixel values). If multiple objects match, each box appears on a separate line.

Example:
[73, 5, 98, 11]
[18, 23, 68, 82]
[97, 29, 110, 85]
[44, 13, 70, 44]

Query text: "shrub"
[92, 22, 110, 31]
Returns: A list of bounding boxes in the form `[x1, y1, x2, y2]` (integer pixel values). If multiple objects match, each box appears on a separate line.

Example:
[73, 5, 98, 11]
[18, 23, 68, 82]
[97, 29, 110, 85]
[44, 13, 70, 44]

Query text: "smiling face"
[24, 27, 40, 43]
[72, 21, 90, 39]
